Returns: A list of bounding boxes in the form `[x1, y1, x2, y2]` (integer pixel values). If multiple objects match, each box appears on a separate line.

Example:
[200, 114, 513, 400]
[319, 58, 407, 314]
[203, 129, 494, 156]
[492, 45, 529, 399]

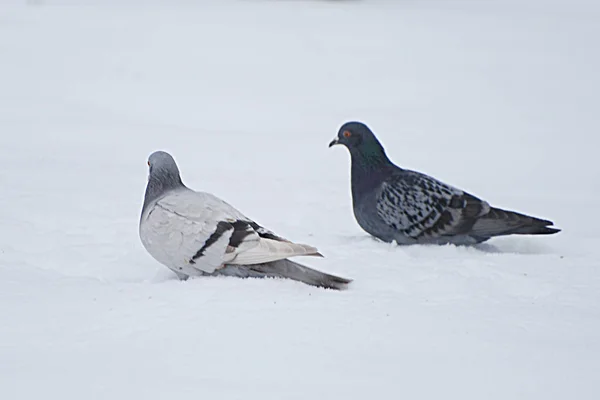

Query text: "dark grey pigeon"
[140, 151, 352, 290]
[329, 121, 560, 245]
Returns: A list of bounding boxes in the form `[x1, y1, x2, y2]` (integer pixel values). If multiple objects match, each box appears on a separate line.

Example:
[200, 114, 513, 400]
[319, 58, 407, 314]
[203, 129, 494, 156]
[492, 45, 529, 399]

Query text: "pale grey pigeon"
[139, 151, 351, 290]
[329, 121, 560, 245]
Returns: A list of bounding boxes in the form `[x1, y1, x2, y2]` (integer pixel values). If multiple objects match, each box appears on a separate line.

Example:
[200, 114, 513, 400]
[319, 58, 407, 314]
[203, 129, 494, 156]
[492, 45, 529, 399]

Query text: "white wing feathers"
[140, 189, 321, 275]
[225, 238, 319, 265]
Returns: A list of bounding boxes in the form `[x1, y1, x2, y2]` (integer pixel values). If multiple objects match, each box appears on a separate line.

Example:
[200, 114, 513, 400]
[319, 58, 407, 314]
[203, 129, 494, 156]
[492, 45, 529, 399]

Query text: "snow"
[1, 0, 599, 398]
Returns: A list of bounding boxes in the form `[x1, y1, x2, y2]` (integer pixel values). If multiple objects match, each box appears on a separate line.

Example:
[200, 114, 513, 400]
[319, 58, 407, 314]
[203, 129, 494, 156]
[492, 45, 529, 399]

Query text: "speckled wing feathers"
[376, 172, 490, 239]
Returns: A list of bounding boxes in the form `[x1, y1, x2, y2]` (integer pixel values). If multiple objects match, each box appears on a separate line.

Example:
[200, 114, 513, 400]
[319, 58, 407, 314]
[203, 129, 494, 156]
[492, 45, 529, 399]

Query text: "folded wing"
[143, 190, 321, 274]
[376, 172, 490, 240]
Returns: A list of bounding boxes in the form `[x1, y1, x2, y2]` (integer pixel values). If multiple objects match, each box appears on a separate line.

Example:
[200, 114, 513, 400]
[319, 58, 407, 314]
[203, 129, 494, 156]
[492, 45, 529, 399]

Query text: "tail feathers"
[471, 207, 561, 238]
[214, 259, 352, 290]
[251, 259, 352, 290]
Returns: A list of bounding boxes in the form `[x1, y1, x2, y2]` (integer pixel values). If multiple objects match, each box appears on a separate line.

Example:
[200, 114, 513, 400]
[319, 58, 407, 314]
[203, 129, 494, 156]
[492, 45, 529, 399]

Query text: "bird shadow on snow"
[471, 241, 551, 255]
[143, 236, 556, 285]
[336, 234, 555, 256]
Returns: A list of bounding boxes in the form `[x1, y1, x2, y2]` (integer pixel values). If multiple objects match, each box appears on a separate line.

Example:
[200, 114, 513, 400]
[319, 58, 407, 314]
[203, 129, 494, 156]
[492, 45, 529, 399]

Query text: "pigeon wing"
[186, 192, 322, 263]
[142, 190, 320, 274]
[375, 172, 490, 239]
[140, 190, 252, 274]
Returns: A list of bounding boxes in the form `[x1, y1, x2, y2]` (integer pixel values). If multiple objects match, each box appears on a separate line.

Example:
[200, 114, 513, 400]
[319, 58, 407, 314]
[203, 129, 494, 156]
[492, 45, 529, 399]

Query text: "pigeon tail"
[471, 207, 561, 238]
[213, 259, 352, 290]
[250, 259, 352, 290]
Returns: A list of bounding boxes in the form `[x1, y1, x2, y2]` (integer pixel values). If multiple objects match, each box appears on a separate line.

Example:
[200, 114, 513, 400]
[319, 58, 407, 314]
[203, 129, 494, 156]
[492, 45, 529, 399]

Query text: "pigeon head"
[147, 151, 181, 179]
[329, 121, 390, 167]
[143, 151, 185, 211]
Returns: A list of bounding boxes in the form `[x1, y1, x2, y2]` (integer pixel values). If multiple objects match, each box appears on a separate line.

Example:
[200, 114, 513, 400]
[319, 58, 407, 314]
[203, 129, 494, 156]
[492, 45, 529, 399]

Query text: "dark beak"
[328, 138, 340, 148]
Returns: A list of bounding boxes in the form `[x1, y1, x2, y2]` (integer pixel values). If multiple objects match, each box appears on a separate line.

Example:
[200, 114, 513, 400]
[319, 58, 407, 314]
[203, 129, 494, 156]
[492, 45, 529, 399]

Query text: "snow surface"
[1, 0, 599, 398]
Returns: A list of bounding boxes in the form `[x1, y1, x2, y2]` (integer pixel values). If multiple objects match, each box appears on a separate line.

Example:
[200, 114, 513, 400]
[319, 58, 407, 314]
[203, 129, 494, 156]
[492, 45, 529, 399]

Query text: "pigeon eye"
[343, 131, 352, 138]
[147, 161, 151, 166]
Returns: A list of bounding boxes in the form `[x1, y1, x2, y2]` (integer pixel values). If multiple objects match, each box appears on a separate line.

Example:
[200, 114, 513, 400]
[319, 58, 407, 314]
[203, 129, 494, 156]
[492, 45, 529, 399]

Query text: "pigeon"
[139, 151, 352, 290]
[328, 121, 561, 245]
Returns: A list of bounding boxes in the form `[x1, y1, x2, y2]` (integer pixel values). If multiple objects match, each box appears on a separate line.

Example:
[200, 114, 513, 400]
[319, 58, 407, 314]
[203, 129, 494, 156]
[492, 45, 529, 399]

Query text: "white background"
[1, 0, 598, 399]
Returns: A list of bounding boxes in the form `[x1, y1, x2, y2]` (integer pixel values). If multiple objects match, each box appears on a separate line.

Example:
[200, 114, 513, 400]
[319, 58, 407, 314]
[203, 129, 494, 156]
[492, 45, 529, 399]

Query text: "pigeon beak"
[328, 138, 340, 148]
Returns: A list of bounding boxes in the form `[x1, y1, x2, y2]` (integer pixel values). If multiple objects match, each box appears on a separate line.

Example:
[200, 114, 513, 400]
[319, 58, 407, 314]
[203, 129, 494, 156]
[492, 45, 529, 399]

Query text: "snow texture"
[0, 0, 599, 399]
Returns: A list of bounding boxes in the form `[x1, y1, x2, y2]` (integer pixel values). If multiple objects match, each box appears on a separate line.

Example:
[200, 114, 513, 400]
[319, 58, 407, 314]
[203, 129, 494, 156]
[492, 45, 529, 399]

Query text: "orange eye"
[343, 130, 352, 138]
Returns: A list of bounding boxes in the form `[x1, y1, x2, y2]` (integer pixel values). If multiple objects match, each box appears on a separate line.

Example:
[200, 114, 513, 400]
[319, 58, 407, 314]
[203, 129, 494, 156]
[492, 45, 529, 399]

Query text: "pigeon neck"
[350, 147, 395, 192]
[142, 171, 185, 212]
[350, 145, 391, 173]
